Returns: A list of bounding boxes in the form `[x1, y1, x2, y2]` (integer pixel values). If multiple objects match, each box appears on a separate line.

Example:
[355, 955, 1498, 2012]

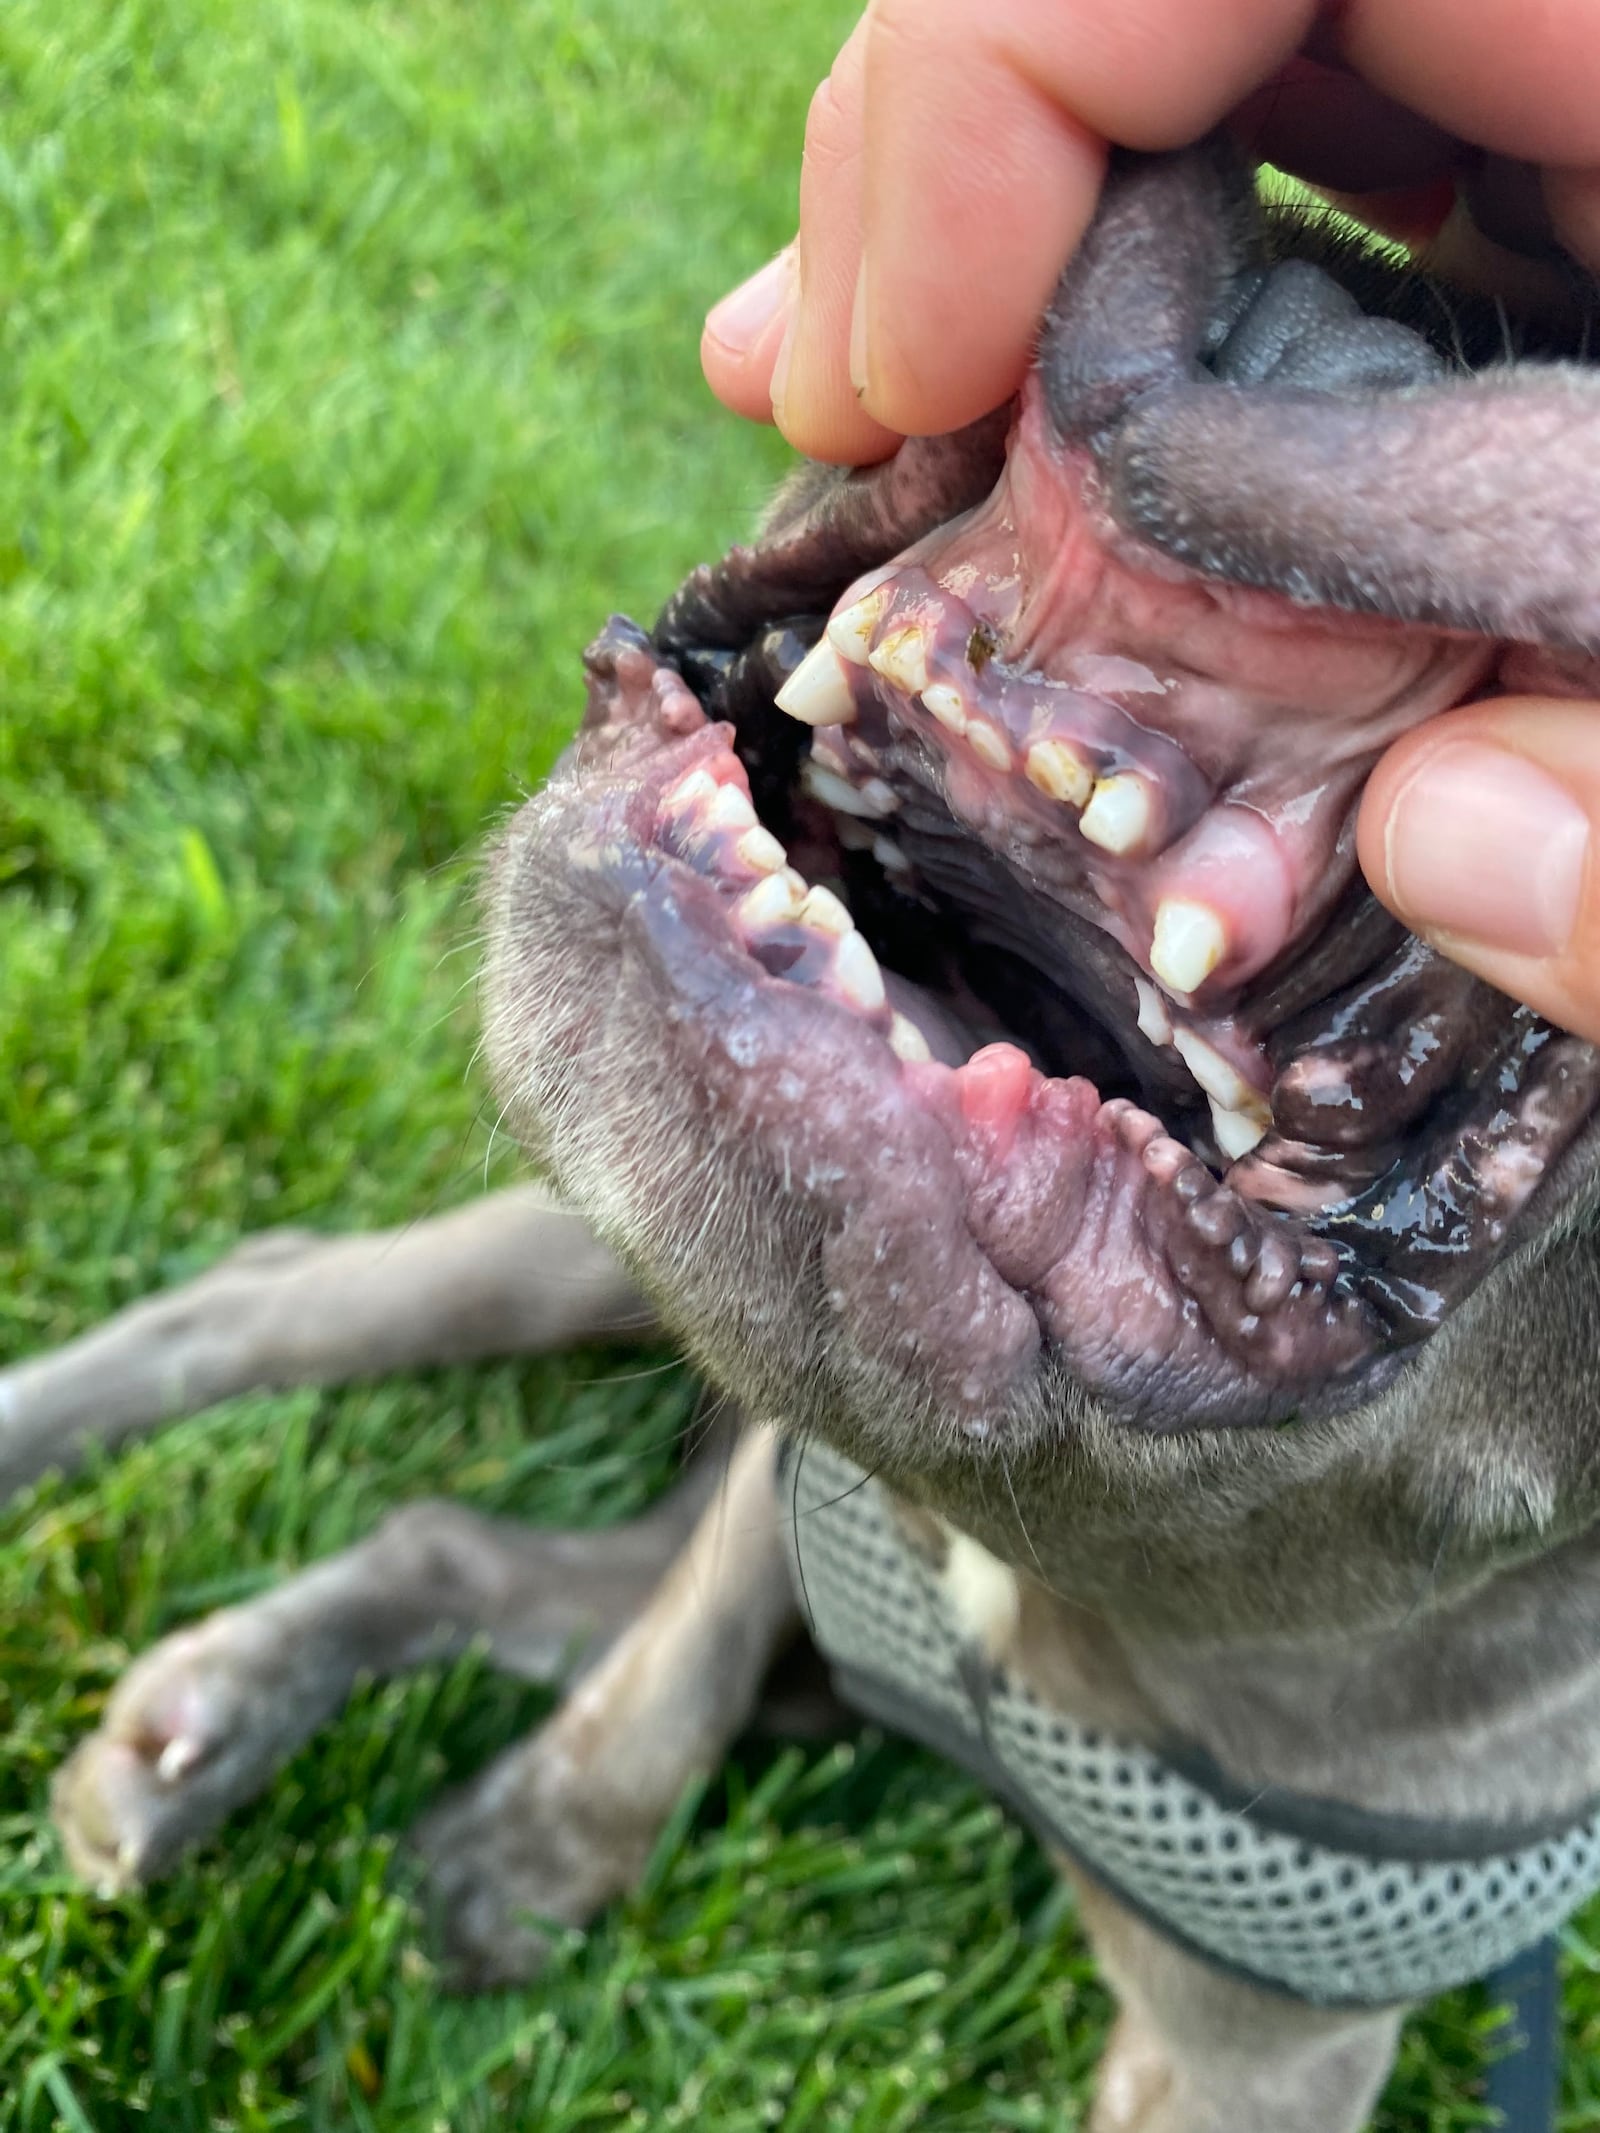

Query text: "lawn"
[0, 3, 1595, 2127]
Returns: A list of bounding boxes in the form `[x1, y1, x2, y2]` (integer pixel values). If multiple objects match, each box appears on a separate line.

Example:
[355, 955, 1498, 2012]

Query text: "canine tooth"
[1024, 739, 1094, 807]
[834, 931, 887, 1013]
[940, 1528, 1021, 1657]
[667, 766, 719, 811]
[705, 784, 757, 832]
[800, 883, 853, 937]
[775, 638, 858, 726]
[967, 719, 1014, 772]
[739, 869, 807, 928]
[802, 761, 897, 819]
[1134, 978, 1172, 1047]
[887, 1012, 932, 1062]
[1210, 1099, 1268, 1160]
[921, 683, 968, 736]
[827, 588, 888, 664]
[1079, 772, 1152, 854]
[1171, 1029, 1257, 1113]
[868, 627, 930, 695]
[736, 825, 787, 875]
[1150, 897, 1227, 994]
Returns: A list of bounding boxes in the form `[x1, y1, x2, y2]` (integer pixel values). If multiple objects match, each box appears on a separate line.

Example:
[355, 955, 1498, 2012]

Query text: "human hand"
[701, 0, 1600, 1042]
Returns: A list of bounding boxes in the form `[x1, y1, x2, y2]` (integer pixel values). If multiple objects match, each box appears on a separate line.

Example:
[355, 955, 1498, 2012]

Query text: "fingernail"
[1384, 741, 1589, 956]
[704, 246, 794, 358]
[848, 257, 871, 399]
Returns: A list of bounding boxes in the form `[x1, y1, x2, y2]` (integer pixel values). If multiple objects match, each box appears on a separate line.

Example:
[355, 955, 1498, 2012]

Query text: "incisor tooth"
[834, 931, 887, 1013]
[868, 627, 930, 695]
[667, 766, 718, 812]
[705, 783, 757, 833]
[1134, 978, 1172, 1047]
[1024, 739, 1094, 807]
[1149, 897, 1228, 994]
[921, 683, 968, 736]
[888, 1012, 932, 1062]
[774, 638, 857, 726]
[739, 868, 807, 928]
[799, 883, 853, 937]
[736, 824, 787, 875]
[1210, 1099, 1268, 1160]
[827, 588, 888, 665]
[1079, 772, 1152, 854]
[1172, 1028, 1258, 1113]
[967, 719, 1014, 772]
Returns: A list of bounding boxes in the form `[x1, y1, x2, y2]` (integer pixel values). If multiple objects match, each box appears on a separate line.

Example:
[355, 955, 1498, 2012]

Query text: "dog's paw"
[412, 1739, 650, 1990]
[51, 1608, 327, 1892]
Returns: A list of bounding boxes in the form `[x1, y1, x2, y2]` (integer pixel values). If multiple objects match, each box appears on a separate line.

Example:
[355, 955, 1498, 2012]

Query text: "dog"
[28, 142, 1600, 2130]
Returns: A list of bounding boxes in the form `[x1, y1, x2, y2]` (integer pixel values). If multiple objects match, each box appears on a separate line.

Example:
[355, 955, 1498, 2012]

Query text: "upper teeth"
[1079, 773, 1152, 855]
[775, 638, 858, 726]
[921, 683, 968, 736]
[1171, 1028, 1260, 1115]
[1024, 740, 1094, 807]
[1150, 897, 1227, 995]
[827, 589, 887, 665]
[868, 627, 930, 695]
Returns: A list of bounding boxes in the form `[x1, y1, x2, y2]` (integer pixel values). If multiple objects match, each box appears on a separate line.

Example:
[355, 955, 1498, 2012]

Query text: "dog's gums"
[485, 145, 1600, 1438]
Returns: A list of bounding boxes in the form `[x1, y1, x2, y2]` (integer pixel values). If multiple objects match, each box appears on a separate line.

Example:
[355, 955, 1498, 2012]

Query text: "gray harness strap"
[781, 1439, 1600, 2009]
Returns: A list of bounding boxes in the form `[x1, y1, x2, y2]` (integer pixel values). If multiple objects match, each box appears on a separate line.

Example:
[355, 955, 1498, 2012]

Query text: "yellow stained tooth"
[1079, 772, 1153, 854]
[736, 825, 787, 875]
[826, 588, 888, 665]
[867, 626, 930, 695]
[1149, 898, 1228, 995]
[1024, 739, 1094, 808]
[799, 883, 853, 937]
[834, 931, 887, 1014]
[888, 1012, 932, 1062]
[1210, 1099, 1268, 1161]
[739, 868, 807, 929]
[967, 719, 1014, 772]
[921, 683, 968, 736]
[774, 638, 858, 726]
[705, 783, 757, 832]
[1171, 1027, 1259, 1113]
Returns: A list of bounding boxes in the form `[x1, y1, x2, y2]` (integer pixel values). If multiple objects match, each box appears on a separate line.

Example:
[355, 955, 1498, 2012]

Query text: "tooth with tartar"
[1150, 897, 1227, 994]
[739, 868, 808, 928]
[1172, 1028, 1261, 1114]
[921, 682, 968, 736]
[799, 883, 853, 937]
[834, 931, 887, 1013]
[1025, 739, 1094, 807]
[868, 626, 930, 695]
[1210, 1099, 1268, 1160]
[826, 588, 888, 665]
[736, 824, 787, 875]
[1079, 772, 1152, 854]
[705, 783, 757, 832]
[888, 1012, 932, 1062]
[775, 638, 858, 726]
[1134, 978, 1172, 1047]
[967, 719, 1014, 772]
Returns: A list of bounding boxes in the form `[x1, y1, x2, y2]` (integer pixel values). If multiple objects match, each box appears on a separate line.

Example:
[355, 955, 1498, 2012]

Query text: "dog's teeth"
[887, 1012, 932, 1062]
[739, 869, 808, 928]
[705, 783, 757, 833]
[1024, 739, 1094, 807]
[966, 719, 1014, 772]
[775, 638, 858, 726]
[736, 825, 788, 875]
[827, 588, 888, 665]
[1210, 1099, 1268, 1160]
[1171, 1029, 1257, 1114]
[1079, 772, 1152, 854]
[1149, 897, 1227, 994]
[799, 883, 853, 937]
[1134, 978, 1172, 1047]
[156, 1736, 202, 1784]
[801, 760, 898, 819]
[834, 931, 887, 1013]
[867, 626, 930, 695]
[666, 766, 719, 811]
[872, 834, 910, 875]
[921, 683, 968, 736]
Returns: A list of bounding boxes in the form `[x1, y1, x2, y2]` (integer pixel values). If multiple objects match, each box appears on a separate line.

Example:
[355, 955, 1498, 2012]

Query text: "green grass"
[0, 2, 1595, 2126]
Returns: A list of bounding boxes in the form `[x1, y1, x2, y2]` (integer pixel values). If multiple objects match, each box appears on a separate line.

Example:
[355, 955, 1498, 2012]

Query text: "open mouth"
[486, 149, 1600, 1437]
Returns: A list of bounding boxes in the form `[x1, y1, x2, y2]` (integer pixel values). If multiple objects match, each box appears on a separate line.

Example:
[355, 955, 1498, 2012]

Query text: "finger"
[702, 246, 798, 427]
[1358, 700, 1600, 1045]
[848, 0, 1316, 440]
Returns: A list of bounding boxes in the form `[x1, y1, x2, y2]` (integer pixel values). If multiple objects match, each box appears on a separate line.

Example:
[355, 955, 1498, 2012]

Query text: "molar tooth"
[705, 783, 757, 832]
[1171, 1028, 1259, 1114]
[868, 626, 930, 695]
[1079, 772, 1152, 854]
[739, 868, 808, 929]
[1024, 739, 1094, 808]
[966, 719, 1014, 772]
[872, 834, 910, 875]
[1210, 1099, 1268, 1161]
[888, 1012, 932, 1063]
[1134, 978, 1172, 1047]
[827, 588, 888, 665]
[736, 824, 787, 875]
[834, 931, 887, 1014]
[801, 761, 897, 819]
[1149, 897, 1227, 994]
[799, 883, 853, 937]
[921, 683, 968, 736]
[775, 638, 858, 726]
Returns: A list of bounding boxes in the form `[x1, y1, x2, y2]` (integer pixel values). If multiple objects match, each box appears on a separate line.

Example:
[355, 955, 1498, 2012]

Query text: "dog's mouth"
[487, 174, 1600, 1436]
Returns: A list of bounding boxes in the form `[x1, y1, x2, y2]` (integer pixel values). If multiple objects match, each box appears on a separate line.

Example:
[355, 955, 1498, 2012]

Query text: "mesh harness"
[781, 1437, 1600, 2011]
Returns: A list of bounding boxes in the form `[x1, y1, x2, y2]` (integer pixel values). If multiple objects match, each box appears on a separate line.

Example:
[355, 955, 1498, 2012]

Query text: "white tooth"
[739, 868, 807, 928]
[799, 883, 853, 937]
[872, 835, 910, 875]
[1134, 978, 1172, 1047]
[1210, 1099, 1268, 1161]
[1024, 739, 1094, 808]
[1079, 773, 1152, 854]
[888, 1012, 932, 1062]
[775, 638, 858, 726]
[736, 825, 787, 875]
[834, 931, 887, 1014]
[921, 683, 968, 736]
[157, 1737, 202, 1784]
[800, 762, 898, 819]
[1172, 1028, 1259, 1113]
[966, 719, 1014, 772]
[667, 766, 719, 811]
[867, 626, 930, 695]
[705, 783, 757, 832]
[827, 588, 888, 665]
[1149, 897, 1227, 994]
